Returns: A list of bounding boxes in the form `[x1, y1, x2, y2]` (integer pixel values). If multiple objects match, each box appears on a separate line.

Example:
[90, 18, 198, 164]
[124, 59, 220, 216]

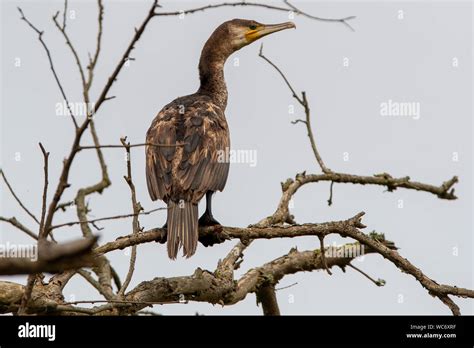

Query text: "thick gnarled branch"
[257, 171, 458, 226]
[94, 212, 366, 254]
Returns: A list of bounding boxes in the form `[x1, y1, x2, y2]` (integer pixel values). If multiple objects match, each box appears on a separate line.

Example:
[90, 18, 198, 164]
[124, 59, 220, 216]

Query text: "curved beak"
[246, 22, 296, 42]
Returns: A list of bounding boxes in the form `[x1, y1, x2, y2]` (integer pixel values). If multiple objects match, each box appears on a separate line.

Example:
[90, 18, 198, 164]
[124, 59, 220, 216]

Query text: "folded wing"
[146, 97, 230, 204]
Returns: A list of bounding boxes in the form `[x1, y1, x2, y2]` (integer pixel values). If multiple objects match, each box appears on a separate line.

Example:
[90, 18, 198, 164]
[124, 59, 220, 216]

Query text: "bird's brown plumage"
[146, 95, 230, 202]
[146, 95, 230, 258]
[146, 18, 295, 259]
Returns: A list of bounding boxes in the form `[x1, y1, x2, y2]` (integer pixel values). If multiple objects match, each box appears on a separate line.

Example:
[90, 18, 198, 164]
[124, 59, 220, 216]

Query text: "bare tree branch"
[38, 143, 50, 236]
[118, 137, 142, 297]
[256, 171, 458, 227]
[257, 46, 458, 224]
[78, 142, 185, 150]
[17, 7, 78, 128]
[339, 223, 473, 315]
[50, 207, 164, 230]
[52, 10, 87, 95]
[85, 0, 104, 94]
[154, 1, 356, 31]
[318, 235, 332, 275]
[48, 0, 115, 300]
[17, 143, 50, 315]
[77, 269, 114, 300]
[327, 181, 334, 206]
[94, 212, 366, 255]
[123, 238, 385, 313]
[0, 216, 38, 240]
[92, 212, 473, 315]
[0, 169, 40, 225]
[33, 0, 160, 239]
[283, 0, 356, 31]
[259, 45, 332, 173]
[347, 263, 385, 287]
[61, 0, 68, 30]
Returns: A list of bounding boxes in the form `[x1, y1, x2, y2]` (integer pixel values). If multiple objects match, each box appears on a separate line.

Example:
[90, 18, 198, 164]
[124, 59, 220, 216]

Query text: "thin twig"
[347, 263, 385, 287]
[38, 143, 50, 236]
[0, 217, 38, 239]
[78, 142, 184, 151]
[0, 169, 39, 224]
[18, 7, 78, 128]
[110, 265, 123, 291]
[327, 181, 334, 206]
[118, 137, 142, 297]
[61, 0, 67, 30]
[55, 200, 75, 212]
[85, 0, 104, 93]
[301, 91, 332, 173]
[259, 45, 332, 173]
[283, 0, 356, 31]
[154, 1, 356, 32]
[63, 299, 183, 306]
[52, 10, 87, 95]
[19, 144, 51, 315]
[318, 235, 332, 275]
[275, 282, 298, 291]
[78, 269, 114, 300]
[51, 207, 164, 230]
[259, 44, 302, 103]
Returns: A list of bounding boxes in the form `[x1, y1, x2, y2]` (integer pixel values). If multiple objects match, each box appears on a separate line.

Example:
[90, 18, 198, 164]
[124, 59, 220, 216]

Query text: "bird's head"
[225, 19, 295, 50]
[207, 19, 295, 56]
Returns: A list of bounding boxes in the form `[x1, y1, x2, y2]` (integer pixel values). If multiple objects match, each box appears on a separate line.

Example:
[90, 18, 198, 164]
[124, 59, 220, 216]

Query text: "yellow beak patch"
[245, 28, 261, 43]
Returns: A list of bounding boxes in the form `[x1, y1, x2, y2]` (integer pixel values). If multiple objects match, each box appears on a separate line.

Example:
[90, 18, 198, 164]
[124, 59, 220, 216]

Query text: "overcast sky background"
[1, 0, 472, 315]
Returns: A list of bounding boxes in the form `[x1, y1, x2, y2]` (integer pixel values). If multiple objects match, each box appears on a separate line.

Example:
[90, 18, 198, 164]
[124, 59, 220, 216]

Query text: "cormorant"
[146, 19, 295, 259]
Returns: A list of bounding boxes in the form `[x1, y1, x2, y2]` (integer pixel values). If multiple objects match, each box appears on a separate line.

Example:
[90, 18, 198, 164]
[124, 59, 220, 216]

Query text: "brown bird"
[146, 19, 295, 259]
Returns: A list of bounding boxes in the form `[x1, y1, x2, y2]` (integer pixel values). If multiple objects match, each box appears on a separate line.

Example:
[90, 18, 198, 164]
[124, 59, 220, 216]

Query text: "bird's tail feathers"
[167, 200, 198, 259]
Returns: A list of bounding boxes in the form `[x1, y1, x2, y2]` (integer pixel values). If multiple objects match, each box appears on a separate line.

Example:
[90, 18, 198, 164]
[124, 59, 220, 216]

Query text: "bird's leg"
[198, 191, 221, 226]
[157, 203, 168, 243]
[157, 220, 168, 243]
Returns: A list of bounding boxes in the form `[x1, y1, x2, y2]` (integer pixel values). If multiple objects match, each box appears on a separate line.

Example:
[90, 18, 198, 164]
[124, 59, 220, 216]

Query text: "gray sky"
[1, 0, 472, 315]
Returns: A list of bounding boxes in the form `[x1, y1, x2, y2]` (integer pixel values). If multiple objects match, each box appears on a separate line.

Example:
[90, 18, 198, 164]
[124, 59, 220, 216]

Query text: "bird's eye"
[249, 25, 257, 30]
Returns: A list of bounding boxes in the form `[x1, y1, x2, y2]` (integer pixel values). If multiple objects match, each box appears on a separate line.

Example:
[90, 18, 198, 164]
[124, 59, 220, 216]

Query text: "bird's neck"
[197, 40, 231, 110]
